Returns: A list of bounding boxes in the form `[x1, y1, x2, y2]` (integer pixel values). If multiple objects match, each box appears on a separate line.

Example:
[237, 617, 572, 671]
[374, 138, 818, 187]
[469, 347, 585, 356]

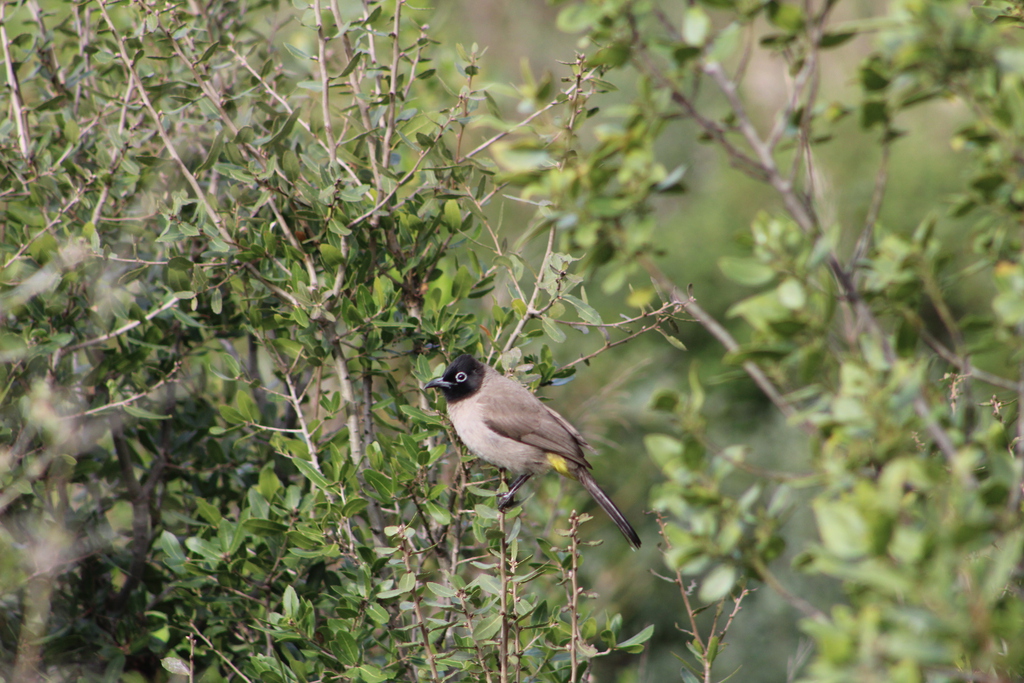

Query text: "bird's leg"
[497, 473, 532, 511]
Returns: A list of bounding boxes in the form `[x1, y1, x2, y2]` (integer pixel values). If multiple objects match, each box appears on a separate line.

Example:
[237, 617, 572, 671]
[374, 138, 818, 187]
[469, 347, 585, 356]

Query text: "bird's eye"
[455, 371, 467, 383]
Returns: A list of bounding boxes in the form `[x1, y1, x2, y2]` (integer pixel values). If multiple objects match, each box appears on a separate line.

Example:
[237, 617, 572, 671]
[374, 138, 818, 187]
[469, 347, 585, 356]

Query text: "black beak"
[424, 378, 450, 390]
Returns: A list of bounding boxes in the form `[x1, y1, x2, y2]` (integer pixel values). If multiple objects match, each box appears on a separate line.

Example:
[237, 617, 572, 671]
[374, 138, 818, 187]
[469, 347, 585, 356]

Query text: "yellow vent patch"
[546, 453, 572, 478]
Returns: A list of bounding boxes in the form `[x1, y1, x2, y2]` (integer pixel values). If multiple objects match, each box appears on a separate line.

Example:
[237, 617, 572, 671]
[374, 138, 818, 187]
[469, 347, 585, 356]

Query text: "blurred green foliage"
[3, 0, 1024, 682]
[0, 0, 658, 680]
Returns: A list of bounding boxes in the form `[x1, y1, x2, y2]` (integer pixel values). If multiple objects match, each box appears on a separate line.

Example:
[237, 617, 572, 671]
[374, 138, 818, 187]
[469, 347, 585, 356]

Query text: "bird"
[424, 354, 641, 549]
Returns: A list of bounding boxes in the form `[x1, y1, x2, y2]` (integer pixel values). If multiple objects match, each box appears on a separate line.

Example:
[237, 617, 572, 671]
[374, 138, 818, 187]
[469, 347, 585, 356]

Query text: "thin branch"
[850, 143, 890, 277]
[1, 0, 32, 161]
[96, 0, 233, 247]
[342, 19, 382, 191]
[498, 511, 510, 683]
[562, 307, 684, 370]
[344, 110, 458, 230]
[461, 97, 563, 161]
[699, 53, 958, 461]
[111, 430, 159, 613]
[282, 367, 319, 469]
[752, 557, 827, 622]
[313, 0, 339, 167]
[64, 294, 182, 354]
[226, 44, 360, 184]
[190, 622, 256, 683]
[69, 361, 183, 418]
[640, 255, 807, 430]
[919, 330, 1015, 392]
[626, 14, 767, 182]
[499, 226, 557, 356]
[399, 531, 440, 681]
[703, 61, 817, 231]
[567, 511, 582, 683]
[380, 0, 403, 171]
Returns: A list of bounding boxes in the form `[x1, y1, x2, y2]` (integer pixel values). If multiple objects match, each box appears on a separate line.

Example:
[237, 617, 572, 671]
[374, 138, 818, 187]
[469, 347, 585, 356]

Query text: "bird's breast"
[447, 400, 549, 475]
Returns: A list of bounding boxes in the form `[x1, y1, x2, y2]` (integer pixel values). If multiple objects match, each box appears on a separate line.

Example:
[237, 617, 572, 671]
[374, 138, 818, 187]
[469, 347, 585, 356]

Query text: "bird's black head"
[424, 354, 484, 403]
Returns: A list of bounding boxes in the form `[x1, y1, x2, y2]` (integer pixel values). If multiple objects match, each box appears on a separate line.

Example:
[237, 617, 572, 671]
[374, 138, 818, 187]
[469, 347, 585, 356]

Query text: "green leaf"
[398, 404, 444, 427]
[269, 109, 302, 146]
[219, 404, 246, 424]
[259, 462, 282, 500]
[473, 612, 503, 640]
[814, 499, 870, 559]
[860, 100, 889, 129]
[444, 199, 462, 231]
[820, 32, 855, 48]
[495, 255, 525, 281]
[644, 434, 684, 473]
[767, 1, 805, 32]
[452, 265, 473, 300]
[364, 470, 394, 498]
[290, 457, 331, 490]
[718, 256, 775, 286]
[320, 243, 344, 268]
[726, 290, 791, 332]
[659, 330, 688, 351]
[683, 6, 711, 46]
[339, 51, 363, 78]
[556, 4, 603, 33]
[236, 390, 260, 423]
[185, 536, 223, 562]
[195, 498, 222, 525]
[283, 585, 299, 618]
[616, 624, 655, 651]
[159, 531, 186, 563]
[354, 665, 389, 683]
[562, 294, 601, 324]
[424, 501, 451, 525]
[162, 657, 190, 676]
[334, 630, 359, 665]
[284, 42, 312, 60]
[243, 518, 289, 535]
[196, 131, 224, 173]
[427, 582, 457, 598]
[993, 290, 1024, 326]
[491, 144, 553, 171]
[699, 565, 737, 602]
[281, 149, 300, 181]
[540, 315, 566, 343]
[777, 278, 806, 310]
[123, 405, 171, 420]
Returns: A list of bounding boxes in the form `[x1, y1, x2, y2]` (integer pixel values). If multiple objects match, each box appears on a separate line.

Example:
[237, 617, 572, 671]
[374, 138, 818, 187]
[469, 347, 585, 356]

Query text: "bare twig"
[226, 44, 361, 184]
[561, 305, 683, 369]
[1, 1, 33, 161]
[752, 557, 827, 622]
[850, 143, 891, 275]
[499, 226, 558, 356]
[566, 511, 584, 683]
[380, 0, 403, 171]
[190, 622, 256, 683]
[97, 1, 228, 239]
[498, 510, 510, 683]
[313, 0, 339, 167]
[64, 294, 183, 354]
[640, 255, 808, 430]
[69, 361, 183, 418]
[398, 528, 441, 681]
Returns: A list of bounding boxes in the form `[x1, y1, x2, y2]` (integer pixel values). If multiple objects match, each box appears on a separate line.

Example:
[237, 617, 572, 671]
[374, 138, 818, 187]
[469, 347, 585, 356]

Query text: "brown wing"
[480, 373, 592, 470]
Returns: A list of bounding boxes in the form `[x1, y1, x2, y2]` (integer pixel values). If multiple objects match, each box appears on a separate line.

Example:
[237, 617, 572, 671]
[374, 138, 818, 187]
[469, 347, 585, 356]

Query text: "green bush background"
[2, 0, 1024, 682]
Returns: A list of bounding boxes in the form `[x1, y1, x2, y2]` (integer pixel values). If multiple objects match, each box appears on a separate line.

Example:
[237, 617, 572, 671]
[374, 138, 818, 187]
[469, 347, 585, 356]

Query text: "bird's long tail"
[576, 468, 642, 549]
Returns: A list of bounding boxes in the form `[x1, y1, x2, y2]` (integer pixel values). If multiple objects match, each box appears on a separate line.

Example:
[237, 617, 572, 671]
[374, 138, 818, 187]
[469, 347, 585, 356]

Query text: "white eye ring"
[455, 371, 468, 382]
